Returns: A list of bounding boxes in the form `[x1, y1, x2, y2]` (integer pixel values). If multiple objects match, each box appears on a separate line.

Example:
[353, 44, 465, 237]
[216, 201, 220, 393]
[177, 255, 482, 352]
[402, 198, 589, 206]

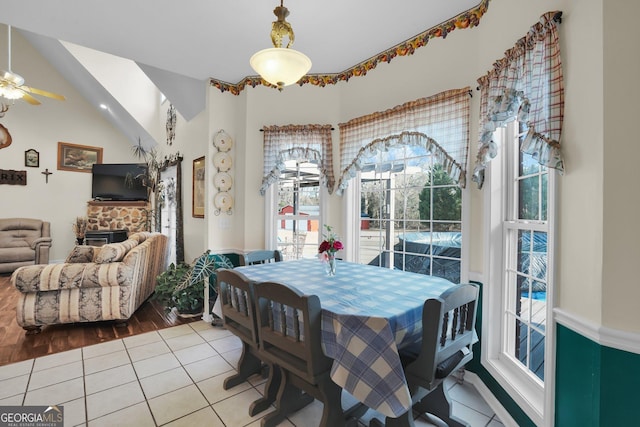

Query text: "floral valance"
[472, 11, 564, 188]
[260, 124, 335, 195]
[336, 88, 470, 194]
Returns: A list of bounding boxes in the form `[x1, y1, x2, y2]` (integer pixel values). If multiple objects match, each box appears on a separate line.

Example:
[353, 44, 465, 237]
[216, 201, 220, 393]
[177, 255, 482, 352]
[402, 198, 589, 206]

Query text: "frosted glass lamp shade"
[250, 47, 312, 90]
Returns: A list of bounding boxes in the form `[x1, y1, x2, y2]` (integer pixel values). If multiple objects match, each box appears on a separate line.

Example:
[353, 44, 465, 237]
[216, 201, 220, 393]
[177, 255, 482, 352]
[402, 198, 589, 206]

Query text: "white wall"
[149, 99, 209, 263]
[6, 0, 633, 334]
[0, 26, 136, 261]
[602, 0, 640, 330]
[205, 0, 631, 333]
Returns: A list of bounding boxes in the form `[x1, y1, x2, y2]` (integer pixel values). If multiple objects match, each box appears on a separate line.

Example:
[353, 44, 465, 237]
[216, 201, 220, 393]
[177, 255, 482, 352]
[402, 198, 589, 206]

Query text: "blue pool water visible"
[522, 291, 547, 301]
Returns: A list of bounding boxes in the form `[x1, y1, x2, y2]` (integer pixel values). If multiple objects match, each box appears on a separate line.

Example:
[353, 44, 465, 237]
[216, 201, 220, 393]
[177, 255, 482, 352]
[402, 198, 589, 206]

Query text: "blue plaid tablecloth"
[235, 258, 456, 418]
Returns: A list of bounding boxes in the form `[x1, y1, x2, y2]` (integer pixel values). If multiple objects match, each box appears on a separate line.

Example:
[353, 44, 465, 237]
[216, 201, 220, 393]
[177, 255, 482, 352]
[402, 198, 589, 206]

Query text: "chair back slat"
[217, 269, 259, 347]
[239, 250, 283, 266]
[404, 283, 479, 391]
[254, 281, 330, 384]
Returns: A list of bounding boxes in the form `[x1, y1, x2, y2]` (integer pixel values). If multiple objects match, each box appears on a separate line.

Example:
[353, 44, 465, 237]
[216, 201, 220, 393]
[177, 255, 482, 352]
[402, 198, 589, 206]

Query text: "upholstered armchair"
[0, 218, 52, 274]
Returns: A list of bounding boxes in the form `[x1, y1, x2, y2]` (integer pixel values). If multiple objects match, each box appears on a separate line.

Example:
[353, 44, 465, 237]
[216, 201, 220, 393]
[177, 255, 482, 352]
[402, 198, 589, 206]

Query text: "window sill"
[482, 354, 545, 426]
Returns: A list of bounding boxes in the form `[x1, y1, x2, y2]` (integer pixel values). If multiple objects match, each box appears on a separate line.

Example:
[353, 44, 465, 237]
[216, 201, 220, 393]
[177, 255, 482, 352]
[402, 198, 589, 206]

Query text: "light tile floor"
[0, 321, 503, 427]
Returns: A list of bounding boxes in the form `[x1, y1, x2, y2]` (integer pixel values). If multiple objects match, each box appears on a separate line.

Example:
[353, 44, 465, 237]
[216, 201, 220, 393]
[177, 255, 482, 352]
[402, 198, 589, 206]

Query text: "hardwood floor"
[0, 274, 199, 366]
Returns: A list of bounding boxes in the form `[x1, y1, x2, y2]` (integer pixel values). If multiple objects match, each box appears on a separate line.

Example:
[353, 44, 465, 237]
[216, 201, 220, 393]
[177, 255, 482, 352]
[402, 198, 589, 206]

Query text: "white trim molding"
[554, 308, 640, 355]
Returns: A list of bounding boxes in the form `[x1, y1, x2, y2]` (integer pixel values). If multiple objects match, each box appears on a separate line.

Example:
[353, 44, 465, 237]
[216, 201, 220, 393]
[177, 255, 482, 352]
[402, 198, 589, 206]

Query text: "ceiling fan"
[0, 25, 65, 105]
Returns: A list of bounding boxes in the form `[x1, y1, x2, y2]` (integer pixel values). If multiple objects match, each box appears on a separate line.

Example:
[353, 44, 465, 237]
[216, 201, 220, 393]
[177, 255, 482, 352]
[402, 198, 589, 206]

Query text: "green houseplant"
[155, 250, 234, 316]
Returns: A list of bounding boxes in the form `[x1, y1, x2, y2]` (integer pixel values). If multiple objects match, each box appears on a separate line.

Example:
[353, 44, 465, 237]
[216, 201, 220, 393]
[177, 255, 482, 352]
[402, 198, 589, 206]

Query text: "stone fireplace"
[87, 201, 150, 233]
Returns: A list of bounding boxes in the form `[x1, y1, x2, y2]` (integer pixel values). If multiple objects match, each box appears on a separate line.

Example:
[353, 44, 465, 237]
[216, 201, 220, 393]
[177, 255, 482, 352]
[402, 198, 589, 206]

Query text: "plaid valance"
[260, 124, 335, 195]
[336, 88, 471, 194]
[472, 11, 564, 188]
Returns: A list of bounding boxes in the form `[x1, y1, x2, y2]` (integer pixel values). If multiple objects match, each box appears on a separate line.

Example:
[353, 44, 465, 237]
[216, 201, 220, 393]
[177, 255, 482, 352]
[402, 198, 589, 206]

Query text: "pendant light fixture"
[249, 0, 312, 91]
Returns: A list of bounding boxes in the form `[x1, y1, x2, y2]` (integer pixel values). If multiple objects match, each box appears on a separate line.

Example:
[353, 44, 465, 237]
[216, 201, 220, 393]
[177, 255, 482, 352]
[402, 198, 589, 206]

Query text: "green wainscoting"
[465, 280, 536, 427]
[467, 280, 639, 427]
[555, 324, 639, 427]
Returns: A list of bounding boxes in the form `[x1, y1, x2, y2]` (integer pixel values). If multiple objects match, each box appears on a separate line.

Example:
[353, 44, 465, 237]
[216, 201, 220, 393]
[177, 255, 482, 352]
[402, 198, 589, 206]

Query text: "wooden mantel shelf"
[88, 200, 149, 207]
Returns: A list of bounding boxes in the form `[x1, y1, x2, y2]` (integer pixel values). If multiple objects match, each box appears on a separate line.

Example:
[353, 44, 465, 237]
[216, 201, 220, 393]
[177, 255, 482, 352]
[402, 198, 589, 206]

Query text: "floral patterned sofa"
[11, 232, 168, 334]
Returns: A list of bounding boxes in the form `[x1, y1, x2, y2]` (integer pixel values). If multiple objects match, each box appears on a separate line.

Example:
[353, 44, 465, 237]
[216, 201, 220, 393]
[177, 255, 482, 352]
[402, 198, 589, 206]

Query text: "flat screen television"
[91, 163, 149, 201]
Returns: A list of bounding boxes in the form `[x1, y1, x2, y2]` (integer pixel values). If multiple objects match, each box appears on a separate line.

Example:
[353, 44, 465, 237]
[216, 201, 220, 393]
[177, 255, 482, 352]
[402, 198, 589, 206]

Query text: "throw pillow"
[94, 239, 138, 263]
[65, 246, 95, 263]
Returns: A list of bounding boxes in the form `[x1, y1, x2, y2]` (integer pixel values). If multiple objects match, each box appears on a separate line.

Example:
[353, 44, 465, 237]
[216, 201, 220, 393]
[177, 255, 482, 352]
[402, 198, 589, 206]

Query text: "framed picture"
[192, 156, 205, 218]
[24, 149, 39, 167]
[57, 142, 103, 173]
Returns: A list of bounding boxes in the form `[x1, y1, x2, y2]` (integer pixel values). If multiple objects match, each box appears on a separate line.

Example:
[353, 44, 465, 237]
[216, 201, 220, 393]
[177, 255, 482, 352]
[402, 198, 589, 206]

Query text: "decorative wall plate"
[213, 172, 233, 191]
[213, 151, 232, 171]
[214, 192, 233, 211]
[213, 130, 233, 152]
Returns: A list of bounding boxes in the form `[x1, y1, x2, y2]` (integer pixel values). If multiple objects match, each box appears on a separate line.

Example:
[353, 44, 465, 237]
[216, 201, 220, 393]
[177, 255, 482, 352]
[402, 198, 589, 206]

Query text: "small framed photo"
[57, 142, 103, 173]
[25, 149, 39, 167]
[192, 156, 205, 218]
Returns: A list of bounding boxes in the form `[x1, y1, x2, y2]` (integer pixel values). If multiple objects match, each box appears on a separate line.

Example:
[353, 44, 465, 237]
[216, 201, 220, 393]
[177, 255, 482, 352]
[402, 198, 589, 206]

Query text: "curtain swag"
[260, 124, 335, 195]
[472, 11, 564, 189]
[335, 131, 465, 195]
[336, 88, 471, 194]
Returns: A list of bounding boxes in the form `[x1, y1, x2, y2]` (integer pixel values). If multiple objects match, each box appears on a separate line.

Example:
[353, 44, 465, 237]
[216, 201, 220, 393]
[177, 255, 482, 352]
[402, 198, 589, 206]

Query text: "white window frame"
[482, 122, 557, 426]
[264, 164, 328, 255]
[344, 167, 469, 284]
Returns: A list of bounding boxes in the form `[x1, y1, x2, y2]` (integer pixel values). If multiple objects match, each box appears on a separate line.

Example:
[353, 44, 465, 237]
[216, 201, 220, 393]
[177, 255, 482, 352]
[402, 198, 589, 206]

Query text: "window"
[484, 121, 555, 423]
[358, 146, 463, 283]
[275, 160, 321, 260]
[337, 89, 471, 281]
[504, 122, 550, 382]
[260, 124, 333, 257]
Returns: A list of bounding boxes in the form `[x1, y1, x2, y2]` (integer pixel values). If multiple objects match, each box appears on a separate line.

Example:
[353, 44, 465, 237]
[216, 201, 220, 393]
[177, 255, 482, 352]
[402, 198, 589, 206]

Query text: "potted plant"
[154, 250, 234, 317]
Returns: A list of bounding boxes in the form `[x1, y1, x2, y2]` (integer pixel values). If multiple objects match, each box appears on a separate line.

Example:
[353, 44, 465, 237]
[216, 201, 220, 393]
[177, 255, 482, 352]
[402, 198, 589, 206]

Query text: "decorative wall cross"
[41, 168, 53, 183]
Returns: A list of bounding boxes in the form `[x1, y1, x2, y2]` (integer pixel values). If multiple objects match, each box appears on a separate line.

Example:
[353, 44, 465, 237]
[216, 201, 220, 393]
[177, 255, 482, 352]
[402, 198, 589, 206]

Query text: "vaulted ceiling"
[0, 0, 489, 143]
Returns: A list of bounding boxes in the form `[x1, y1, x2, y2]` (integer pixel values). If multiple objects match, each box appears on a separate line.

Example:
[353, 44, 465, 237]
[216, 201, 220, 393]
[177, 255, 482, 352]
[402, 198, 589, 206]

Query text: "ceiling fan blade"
[21, 85, 65, 101]
[19, 90, 41, 105]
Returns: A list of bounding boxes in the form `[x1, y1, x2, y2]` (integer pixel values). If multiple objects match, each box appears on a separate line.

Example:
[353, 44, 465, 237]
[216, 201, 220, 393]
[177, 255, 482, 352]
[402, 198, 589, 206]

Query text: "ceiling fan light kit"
[249, 0, 311, 91]
[0, 25, 65, 105]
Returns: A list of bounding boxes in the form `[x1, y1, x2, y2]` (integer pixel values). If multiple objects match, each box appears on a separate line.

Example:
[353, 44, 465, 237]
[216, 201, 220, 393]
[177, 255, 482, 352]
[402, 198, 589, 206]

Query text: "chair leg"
[223, 342, 262, 390]
[413, 383, 469, 427]
[249, 362, 280, 416]
[261, 368, 314, 427]
[317, 377, 349, 427]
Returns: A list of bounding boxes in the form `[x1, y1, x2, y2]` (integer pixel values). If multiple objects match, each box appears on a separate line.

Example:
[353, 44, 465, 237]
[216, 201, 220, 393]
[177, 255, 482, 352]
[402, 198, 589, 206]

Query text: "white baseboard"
[465, 371, 518, 427]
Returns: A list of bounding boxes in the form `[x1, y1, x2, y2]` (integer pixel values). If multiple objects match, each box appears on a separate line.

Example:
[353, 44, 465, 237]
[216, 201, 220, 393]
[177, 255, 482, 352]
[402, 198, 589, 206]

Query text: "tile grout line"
[123, 336, 161, 427]
[81, 346, 88, 427]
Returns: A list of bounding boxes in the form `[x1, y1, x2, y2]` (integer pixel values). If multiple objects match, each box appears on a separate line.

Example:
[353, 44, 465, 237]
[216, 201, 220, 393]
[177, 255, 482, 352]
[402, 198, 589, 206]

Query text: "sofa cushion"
[94, 239, 139, 264]
[65, 246, 96, 263]
[0, 247, 35, 263]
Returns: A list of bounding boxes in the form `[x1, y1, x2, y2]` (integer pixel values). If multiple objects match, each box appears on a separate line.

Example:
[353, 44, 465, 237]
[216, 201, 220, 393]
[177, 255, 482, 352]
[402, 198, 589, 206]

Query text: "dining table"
[229, 257, 459, 419]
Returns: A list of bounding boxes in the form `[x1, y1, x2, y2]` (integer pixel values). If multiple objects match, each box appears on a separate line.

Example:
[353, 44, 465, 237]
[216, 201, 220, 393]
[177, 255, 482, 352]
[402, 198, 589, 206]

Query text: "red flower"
[318, 241, 330, 253]
[318, 225, 344, 254]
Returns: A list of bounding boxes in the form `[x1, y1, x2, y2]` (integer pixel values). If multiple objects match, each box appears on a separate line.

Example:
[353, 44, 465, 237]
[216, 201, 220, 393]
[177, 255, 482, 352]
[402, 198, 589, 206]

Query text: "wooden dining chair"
[254, 281, 364, 427]
[216, 269, 278, 415]
[371, 283, 479, 427]
[239, 249, 283, 266]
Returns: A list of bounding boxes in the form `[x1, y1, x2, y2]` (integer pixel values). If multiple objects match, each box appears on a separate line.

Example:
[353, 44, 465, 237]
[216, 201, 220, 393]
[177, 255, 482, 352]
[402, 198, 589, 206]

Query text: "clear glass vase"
[325, 252, 337, 276]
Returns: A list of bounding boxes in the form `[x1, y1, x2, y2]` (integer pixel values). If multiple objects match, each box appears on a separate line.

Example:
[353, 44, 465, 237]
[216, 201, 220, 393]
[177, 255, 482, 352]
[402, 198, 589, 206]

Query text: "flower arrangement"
[318, 225, 343, 255]
[319, 225, 342, 276]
